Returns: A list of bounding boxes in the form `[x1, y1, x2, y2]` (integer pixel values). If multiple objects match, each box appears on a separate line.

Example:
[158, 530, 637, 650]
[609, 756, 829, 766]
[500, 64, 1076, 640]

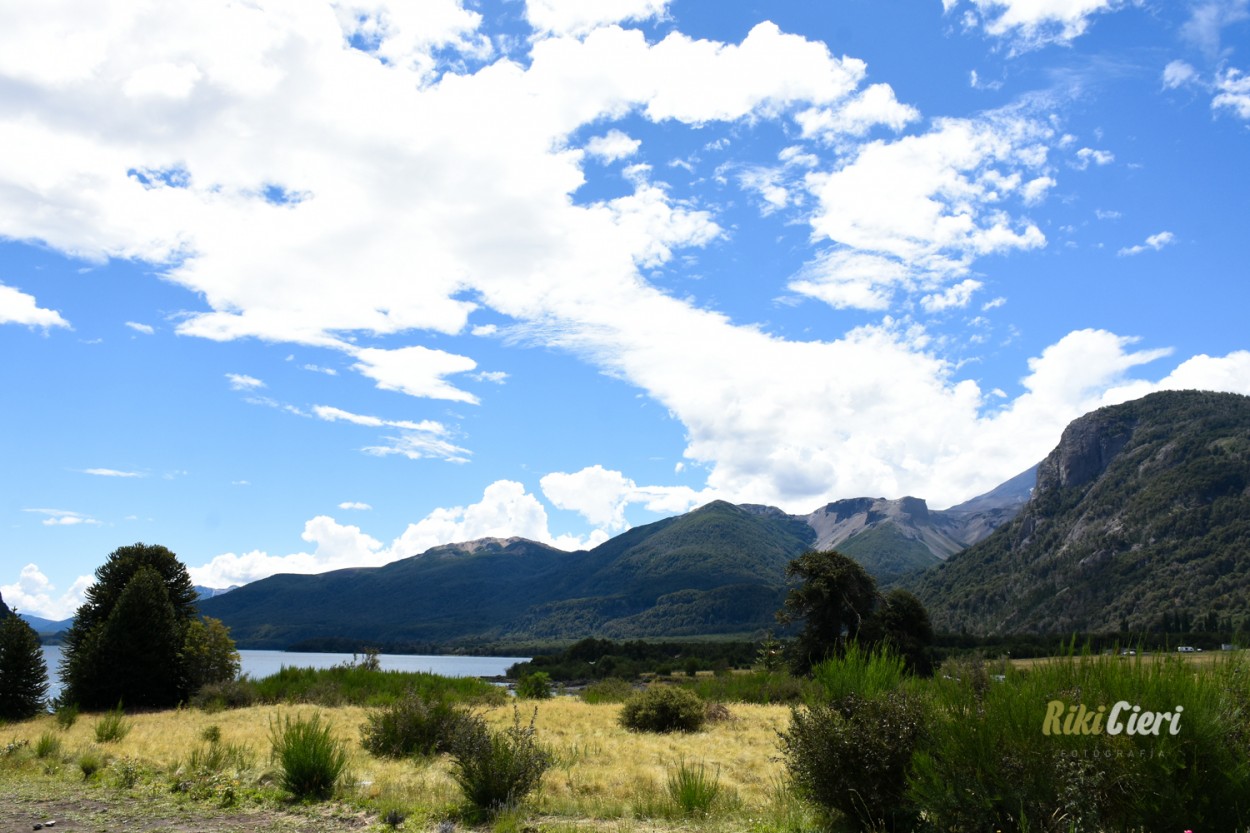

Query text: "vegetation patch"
[619, 685, 706, 733]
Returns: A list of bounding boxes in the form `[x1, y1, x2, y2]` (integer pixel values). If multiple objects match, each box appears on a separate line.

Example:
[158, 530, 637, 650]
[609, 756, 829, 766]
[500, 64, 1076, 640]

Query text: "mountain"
[0, 592, 10, 619]
[202, 479, 1026, 648]
[911, 391, 1250, 634]
[194, 584, 238, 601]
[19, 613, 74, 634]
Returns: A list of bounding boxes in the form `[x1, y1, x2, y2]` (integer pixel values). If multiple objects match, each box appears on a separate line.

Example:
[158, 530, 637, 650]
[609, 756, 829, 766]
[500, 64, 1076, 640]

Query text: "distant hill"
[194, 585, 238, 601]
[19, 613, 74, 634]
[202, 473, 1028, 648]
[911, 391, 1250, 634]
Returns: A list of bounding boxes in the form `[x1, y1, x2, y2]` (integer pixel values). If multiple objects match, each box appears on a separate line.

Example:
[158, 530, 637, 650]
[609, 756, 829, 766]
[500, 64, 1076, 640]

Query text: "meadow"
[2, 650, 1249, 833]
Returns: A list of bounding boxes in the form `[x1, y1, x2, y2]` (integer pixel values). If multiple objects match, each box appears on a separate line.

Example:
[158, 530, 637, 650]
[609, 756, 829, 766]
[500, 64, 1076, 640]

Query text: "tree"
[181, 615, 241, 692]
[777, 549, 879, 674]
[0, 610, 49, 721]
[874, 588, 934, 675]
[60, 543, 210, 710]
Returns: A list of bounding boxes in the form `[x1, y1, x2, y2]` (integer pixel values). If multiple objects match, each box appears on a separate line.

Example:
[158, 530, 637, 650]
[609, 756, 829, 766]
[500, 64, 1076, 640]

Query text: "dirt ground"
[0, 778, 375, 833]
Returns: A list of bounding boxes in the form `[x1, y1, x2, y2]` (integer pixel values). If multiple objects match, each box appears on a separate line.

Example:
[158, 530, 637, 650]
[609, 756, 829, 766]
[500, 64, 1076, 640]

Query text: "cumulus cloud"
[540, 464, 709, 530]
[1214, 68, 1250, 119]
[226, 373, 265, 391]
[1, 564, 92, 619]
[1073, 147, 1115, 169]
[1162, 60, 1200, 90]
[585, 129, 641, 162]
[0, 284, 70, 329]
[793, 115, 1049, 311]
[1118, 230, 1176, 256]
[525, 0, 670, 36]
[947, 0, 1124, 50]
[190, 480, 609, 587]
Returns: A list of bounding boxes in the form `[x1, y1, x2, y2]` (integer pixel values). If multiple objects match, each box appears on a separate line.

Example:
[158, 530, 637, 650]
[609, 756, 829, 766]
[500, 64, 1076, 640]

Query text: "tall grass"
[666, 758, 722, 816]
[808, 641, 907, 704]
[910, 650, 1250, 832]
[675, 670, 812, 704]
[93, 704, 131, 743]
[268, 711, 348, 800]
[250, 665, 505, 707]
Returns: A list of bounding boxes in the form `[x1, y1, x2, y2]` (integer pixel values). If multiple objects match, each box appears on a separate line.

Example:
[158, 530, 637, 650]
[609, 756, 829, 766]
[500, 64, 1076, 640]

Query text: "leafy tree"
[777, 549, 879, 674]
[61, 543, 208, 710]
[0, 610, 49, 720]
[181, 615, 241, 692]
[874, 588, 934, 675]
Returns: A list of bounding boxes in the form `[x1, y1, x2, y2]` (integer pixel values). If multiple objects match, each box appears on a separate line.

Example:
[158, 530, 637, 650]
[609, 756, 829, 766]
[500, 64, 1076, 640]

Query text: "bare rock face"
[1036, 409, 1136, 493]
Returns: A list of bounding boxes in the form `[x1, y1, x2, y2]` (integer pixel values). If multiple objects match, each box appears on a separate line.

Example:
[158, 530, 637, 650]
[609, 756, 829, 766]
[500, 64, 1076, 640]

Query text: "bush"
[780, 689, 924, 832]
[268, 712, 348, 800]
[94, 704, 131, 743]
[190, 678, 258, 711]
[173, 738, 256, 806]
[667, 758, 721, 817]
[35, 730, 62, 759]
[79, 751, 103, 779]
[579, 678, 635, 704]
[449, 706, 553, 818]
[361, 692, 474, 758]
[620, 685, 706, 733]
[516, 672, 553, 700]
[55, 702, 79, 730]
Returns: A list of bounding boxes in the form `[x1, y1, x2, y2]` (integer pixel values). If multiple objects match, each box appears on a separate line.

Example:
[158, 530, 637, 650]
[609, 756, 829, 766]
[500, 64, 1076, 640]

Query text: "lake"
[39, 645, 528, 702]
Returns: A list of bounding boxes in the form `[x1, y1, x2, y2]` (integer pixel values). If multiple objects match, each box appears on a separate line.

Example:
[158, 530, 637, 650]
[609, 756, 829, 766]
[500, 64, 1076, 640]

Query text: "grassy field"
[0, 698, 814, 833]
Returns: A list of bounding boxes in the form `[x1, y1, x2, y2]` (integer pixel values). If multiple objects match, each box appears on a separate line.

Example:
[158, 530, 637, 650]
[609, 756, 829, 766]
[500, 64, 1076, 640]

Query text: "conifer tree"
[0, 610, 49, 721]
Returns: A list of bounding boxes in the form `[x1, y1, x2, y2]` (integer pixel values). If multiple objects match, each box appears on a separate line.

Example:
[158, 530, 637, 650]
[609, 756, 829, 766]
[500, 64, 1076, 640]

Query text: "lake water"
[39, 645, 528, 702]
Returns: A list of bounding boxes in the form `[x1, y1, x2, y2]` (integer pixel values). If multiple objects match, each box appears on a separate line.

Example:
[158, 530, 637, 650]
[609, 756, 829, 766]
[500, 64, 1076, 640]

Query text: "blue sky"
[3, 0, 1249, 618]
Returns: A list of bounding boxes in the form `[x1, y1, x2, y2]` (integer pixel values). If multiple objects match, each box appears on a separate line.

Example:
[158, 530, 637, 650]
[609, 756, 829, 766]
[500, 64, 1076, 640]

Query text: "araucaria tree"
[777, 549, 880, 674]
[0, 610, 49, 720]
[61, 543, 238, 710]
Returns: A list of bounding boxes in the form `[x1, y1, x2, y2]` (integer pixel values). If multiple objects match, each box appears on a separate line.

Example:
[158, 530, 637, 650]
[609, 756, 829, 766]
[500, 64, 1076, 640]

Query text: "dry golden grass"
[3, 698, 805, 830]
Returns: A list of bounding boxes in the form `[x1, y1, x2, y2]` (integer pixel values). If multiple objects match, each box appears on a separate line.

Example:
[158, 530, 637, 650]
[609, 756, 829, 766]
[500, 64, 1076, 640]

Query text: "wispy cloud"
[226, 373, 266, 391]
[338, 501, 372, 510]
[24, 508, 101, 526]
[125, 321, 155, 335]
[1118, 231, 1176, 256]
[81, 468, 144, 478]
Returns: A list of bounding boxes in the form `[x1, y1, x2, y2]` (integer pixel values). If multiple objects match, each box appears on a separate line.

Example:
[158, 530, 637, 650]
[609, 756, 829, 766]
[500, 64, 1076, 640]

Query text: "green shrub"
[515, 672, 553, 700]
[94, 704, 131, 743]
[268, 712, 348, 800]
[780, 689, 924, 832]
[808, 642, 907, 705]
[34, 730, 61, 759]
[667, 758, 721, 817]
[173, 738, 256, 806]
[580, 678, 635, 704]
[79, 751, 103, 779]
[55, 702, 79, 730]
[908, 652, 1250, 833]
[677, 670, 810, 704]
[111, 755, 145, 789]
[620, 686, 705, 733]
[190, 678, 258, 712]
[449, 706, 553, 818]
[201, 724, 222, 744]
[361, 692, 474, 758]
[250, 665, 504, 707]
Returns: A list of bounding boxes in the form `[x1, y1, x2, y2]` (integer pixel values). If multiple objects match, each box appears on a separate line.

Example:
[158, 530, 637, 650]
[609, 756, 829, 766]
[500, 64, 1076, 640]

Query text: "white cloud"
[525, 0, 670, 36]
[1214, 68, 1250, 119]
[226, 373, 265, 391]
[0, 284, 70, 329]
[302, 363, 338, 375]
[313, 404, 469, 463]
[1, 564, 92, 619]
[947, 0, 1123, 50]
[1073, 147, 1114, 169]
[350, 346, 479, 404]
[585, 129, 641, 162]
[338, 501, 373, 510]
[795, 83, 920, 139]
[1182, 0, 1249, 57]
[124, 320, 155, 334]
[1162, 60, 1199, 90]
[794, 114, 1049, 311]
[921, 278, 983, 313]
[82, 467, 143, 477]
[24, 507, 101, 526]
[541, 464, 710, 530]
[1118, 230, 1176, 256]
